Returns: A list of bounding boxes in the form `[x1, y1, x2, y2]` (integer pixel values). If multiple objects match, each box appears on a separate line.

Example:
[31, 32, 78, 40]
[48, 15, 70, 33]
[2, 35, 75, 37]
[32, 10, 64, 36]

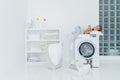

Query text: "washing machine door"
[79, 42, 95, 58]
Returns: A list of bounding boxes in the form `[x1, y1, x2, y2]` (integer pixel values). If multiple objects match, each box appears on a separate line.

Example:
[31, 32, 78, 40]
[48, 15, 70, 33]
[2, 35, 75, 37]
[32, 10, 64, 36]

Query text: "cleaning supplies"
[29, 17, 47, 28]
[42, 18, 47, 27]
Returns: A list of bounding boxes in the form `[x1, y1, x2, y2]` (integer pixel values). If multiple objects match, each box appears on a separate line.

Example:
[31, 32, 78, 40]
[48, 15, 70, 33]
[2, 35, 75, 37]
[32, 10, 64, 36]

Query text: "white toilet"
[47, 43, 62, 69]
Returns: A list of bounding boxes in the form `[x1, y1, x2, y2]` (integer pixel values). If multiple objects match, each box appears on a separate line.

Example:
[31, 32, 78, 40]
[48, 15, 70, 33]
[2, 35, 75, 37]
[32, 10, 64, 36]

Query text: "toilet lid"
[79, 42, 95, 58]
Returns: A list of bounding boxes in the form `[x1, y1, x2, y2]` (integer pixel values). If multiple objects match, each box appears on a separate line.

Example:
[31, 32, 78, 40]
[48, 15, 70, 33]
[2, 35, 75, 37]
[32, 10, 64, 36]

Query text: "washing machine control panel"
[90, 34, 96, 37]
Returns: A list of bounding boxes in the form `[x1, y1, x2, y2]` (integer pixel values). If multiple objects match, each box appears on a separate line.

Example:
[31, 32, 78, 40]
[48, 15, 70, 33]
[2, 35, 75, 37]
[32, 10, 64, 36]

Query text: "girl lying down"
[84, 25, 102, 34]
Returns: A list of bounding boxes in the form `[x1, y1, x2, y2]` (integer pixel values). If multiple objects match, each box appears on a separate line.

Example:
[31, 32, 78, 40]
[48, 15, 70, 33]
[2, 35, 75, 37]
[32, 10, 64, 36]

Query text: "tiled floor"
[27, 58, 120, 80]
[100, 61, 120, 80]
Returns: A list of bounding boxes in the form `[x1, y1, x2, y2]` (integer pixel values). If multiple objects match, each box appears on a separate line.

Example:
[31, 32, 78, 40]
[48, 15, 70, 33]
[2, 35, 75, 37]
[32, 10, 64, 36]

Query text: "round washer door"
[79, 42, 95, 58]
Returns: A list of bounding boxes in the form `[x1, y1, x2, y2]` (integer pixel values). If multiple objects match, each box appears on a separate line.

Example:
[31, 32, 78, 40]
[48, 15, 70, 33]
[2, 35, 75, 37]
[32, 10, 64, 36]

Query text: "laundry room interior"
[0, 0, 120, 80]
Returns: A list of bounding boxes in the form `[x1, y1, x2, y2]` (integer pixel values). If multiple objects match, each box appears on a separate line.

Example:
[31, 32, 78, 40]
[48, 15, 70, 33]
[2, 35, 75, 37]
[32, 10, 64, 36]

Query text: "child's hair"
[98, 25, 102, 31]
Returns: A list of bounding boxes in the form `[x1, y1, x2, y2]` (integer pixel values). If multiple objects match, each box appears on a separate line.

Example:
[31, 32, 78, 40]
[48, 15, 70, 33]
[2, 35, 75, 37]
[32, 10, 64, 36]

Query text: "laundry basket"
[47, 43, 62, 69]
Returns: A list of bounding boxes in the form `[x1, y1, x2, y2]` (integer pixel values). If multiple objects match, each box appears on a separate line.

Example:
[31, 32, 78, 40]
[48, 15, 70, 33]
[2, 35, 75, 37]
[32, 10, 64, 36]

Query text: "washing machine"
[74, 31, 103, 68]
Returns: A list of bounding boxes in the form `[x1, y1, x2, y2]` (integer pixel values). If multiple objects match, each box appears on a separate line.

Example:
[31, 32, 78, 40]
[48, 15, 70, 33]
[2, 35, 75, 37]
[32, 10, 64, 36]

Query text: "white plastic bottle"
[42, 18, 47, 27]
[34, 17, 41, 28]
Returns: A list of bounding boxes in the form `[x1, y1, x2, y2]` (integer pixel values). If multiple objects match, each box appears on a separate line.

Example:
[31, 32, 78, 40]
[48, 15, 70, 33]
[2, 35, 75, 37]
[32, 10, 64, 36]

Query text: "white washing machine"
[74, 31, 103, 68]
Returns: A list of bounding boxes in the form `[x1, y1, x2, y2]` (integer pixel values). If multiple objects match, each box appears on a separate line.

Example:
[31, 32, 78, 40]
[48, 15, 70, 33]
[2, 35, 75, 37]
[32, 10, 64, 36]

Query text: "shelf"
[26, 62, 47, 65]
[26, 53, 46, 62]
[25, 28, 60, 31]
[44, 33, 58, 35]
[26, 40, 60, 42]
[26, 51, 46, 53]
[25, 27, 61, 64]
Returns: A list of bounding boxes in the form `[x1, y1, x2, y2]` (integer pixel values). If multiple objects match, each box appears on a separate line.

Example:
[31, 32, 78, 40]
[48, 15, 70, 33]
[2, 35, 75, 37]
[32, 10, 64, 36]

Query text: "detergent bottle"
[42, 18, 47, 27]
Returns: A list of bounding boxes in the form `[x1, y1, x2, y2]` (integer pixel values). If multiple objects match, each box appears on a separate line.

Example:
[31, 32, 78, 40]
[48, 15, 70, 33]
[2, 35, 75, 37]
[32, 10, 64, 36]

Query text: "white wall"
[0, 0, 27, 80]
[0, 0, 98, 80]
[27, 0, 99, 65]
